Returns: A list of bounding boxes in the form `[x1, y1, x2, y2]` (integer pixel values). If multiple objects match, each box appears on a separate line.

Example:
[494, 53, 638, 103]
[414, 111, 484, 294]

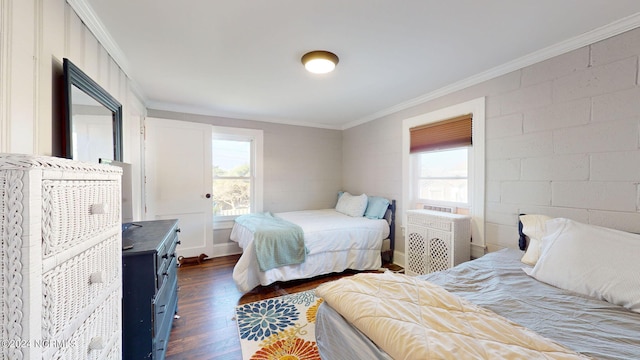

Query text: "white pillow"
[530, 218, 640, 313]
[335, 192, 368, 217]
[519, 214, 552, 266]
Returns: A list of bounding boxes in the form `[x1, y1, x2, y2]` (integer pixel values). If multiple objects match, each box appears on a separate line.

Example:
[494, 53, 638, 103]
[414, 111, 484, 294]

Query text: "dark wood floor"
[165, 255, 402, 360]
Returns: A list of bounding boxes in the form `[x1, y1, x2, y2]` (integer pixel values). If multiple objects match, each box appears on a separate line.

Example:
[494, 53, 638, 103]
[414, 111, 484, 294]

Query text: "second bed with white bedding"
[231, 208, 391, 293]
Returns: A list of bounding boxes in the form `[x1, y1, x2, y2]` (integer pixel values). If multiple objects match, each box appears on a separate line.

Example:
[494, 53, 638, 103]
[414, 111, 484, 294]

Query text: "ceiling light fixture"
[301, 50, 339, 74]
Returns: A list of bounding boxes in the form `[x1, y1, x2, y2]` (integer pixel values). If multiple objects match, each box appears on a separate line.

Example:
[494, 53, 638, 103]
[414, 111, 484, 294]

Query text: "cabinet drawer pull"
[89, 336, 104, 350]
[90, 203, 108, 215]
[162, 253, 169, 259]
[89, 272, 103, 284]
[157, 304, 166, 314]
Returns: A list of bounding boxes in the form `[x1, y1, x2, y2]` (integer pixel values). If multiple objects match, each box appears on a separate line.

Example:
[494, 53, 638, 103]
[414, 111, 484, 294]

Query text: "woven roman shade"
[410, 114, 472, 153]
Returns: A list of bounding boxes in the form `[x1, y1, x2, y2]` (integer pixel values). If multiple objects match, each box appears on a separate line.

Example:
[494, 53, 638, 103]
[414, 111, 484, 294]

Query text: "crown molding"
[66, 0, 147, 104]
[343, 11, 640, 130]
[146, 101, 344, 130]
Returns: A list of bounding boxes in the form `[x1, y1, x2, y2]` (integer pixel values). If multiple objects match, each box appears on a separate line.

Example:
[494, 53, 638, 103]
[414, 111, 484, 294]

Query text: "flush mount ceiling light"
[301, 50, 339, 74]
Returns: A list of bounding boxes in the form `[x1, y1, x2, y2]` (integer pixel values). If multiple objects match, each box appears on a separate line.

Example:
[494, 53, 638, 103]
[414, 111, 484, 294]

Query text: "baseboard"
[393, 251, 406, 269]
[471, 243, 487, 259]
[212, 242, 242, 258]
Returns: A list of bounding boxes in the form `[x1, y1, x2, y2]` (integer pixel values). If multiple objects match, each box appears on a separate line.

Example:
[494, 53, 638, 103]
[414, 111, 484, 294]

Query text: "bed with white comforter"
[231, 208, 391, 293]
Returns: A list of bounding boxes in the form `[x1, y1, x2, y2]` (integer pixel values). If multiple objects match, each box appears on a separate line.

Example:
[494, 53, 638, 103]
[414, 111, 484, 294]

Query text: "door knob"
[205, 193, 211, 198]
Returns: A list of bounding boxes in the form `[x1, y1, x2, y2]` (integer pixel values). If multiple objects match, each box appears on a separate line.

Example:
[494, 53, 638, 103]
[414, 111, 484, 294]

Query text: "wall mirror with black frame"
[62, 58, 123, 162]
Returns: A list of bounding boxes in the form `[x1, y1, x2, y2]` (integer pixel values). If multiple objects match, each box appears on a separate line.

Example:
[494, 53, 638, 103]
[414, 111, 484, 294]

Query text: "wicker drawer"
[42, 235, 121, 340]
[407, 213, 452, 231]
[42, 179, 120, 257]
[47, 291, 121, 360]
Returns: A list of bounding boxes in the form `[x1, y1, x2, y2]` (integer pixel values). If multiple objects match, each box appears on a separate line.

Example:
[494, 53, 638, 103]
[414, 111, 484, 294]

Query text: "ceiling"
[78, 0, 640, 129]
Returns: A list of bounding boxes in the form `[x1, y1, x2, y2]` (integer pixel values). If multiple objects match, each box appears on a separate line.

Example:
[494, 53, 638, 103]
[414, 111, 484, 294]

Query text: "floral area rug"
[235, 290, 323, 360]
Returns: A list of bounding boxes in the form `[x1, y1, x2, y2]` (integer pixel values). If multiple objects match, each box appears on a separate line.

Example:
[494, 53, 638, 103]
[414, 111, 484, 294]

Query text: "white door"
[144, 117, 214, 258]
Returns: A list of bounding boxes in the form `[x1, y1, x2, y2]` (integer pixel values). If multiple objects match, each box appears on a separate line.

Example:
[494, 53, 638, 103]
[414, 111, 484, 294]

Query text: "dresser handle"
[163, 271, 169, 277]
[89, 336, 104, 350]
[176, 240, 181, 245]
[162, 253, 169, 259]
[171, 253, 176, 258]
[90, 203, 108, 215]
[176, 228, 181, 233]
[89, 272, 103, 284]
[158, 304, 166, 314]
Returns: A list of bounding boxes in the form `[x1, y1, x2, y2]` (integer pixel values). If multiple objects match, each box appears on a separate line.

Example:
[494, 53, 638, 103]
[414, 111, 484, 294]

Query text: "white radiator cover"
[405, 209, 471, 276]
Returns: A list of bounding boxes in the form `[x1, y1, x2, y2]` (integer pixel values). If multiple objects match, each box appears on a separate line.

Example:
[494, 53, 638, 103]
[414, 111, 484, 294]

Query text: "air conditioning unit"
[422, 205, 456, 213]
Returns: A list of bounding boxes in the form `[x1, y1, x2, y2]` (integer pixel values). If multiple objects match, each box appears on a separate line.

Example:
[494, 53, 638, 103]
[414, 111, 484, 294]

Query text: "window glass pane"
[212, 139, 251, 177]
[213, 179, 251, 216]
[419, 148, 467, 177]
[419, 179, 468, 203]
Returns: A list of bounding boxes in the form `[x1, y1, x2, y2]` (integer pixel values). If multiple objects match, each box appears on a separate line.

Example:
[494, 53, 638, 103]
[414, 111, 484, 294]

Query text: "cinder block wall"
[484, 28, 640, 251]
[344, 27, 640, 254]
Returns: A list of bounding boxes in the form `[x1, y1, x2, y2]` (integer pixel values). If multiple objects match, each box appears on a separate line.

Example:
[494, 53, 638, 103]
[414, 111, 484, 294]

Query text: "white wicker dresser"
[0, 154, 122, 360]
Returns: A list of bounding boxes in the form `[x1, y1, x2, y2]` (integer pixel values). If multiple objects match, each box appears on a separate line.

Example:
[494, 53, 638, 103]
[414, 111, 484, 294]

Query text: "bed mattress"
[316, 248, 640, 360]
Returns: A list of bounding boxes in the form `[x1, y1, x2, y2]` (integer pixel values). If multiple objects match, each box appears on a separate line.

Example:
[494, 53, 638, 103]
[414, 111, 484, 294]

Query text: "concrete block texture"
[501, 181, 551, 206]
[522, 47, 590, 86]
[487, 158, 521, 181]
[553, 119, 638, 154]
[590, 151, 640, 181]
[590, 27, 640, 66]
[524, 98, 590, 133]
[592, 87, 640, 123]
[552, 181, 637, 211]
[553, 57, 636, 103]
[521, 154, 589, 181]
[486, 113, 523, 139]
[487, 131, 553, 159]
[497, 81, 553, 115]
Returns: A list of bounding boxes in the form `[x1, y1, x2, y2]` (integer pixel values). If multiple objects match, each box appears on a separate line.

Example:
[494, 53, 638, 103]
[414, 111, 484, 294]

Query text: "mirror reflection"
[71, 85, 115, 162]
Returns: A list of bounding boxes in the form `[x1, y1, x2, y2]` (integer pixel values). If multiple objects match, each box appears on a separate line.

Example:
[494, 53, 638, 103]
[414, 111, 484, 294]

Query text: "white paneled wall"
[345, 27, 640, 256]
[0, 0, 145, 219]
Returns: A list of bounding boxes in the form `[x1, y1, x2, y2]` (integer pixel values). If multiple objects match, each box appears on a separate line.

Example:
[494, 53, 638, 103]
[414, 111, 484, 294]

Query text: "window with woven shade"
[411, 114, 472, 207]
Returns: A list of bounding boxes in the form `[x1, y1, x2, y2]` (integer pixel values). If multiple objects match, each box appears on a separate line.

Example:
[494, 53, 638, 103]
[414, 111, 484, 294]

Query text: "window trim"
[211, 126, 263, 229]
[402, 97, 485, 248]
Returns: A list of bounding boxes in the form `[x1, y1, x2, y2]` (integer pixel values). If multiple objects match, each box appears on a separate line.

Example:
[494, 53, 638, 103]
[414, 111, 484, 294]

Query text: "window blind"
[410, 114, 472, 153]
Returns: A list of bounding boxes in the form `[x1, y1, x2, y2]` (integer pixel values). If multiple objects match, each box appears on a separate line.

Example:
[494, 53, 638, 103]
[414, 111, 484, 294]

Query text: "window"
[402, 97, 485, 247]
[414, 147, 469, 206]
[409, 114, 472, 209]
[212, 127, 263, 222]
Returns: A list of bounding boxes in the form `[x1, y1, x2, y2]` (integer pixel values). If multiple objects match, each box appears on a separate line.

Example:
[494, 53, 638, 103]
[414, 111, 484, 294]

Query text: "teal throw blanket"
[235, 212, 306, 271]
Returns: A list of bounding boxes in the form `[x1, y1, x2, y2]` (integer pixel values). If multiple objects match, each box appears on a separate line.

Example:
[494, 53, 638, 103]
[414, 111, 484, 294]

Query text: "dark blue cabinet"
[122, 219, 180, 359]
